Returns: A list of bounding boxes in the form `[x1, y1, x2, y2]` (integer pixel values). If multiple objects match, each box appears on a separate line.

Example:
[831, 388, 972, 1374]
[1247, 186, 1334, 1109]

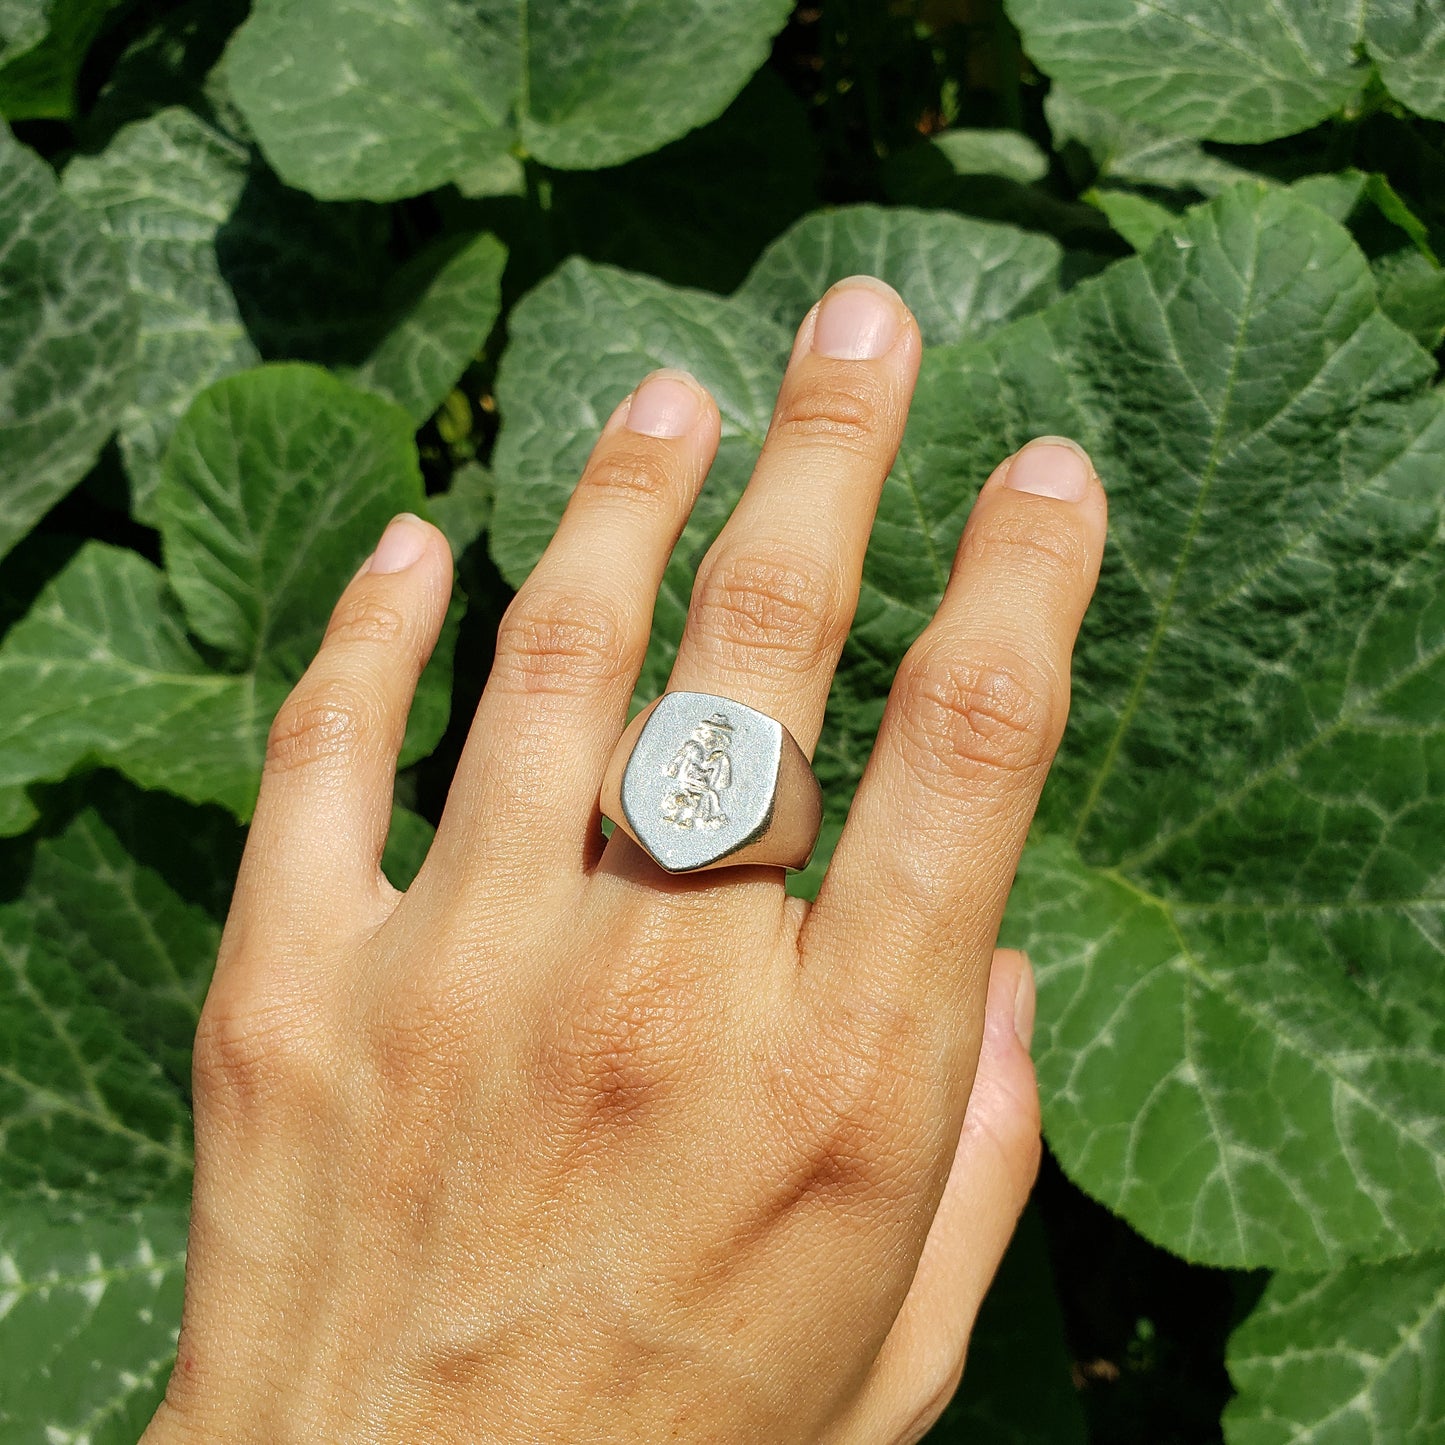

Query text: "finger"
[835, 951, 1041, 1445]
[803, 438, 1105, 1038]
[428, 371, 720, 886]
[662, 277, 922, 759]
[236, 513, 454, 933]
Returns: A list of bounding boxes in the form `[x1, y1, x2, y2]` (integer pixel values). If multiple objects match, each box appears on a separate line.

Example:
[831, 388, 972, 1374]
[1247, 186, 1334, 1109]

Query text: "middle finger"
[661, 276, 922, 758]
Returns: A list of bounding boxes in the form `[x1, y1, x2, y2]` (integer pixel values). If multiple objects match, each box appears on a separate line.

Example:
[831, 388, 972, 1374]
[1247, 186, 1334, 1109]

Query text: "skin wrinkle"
[142, 279, 1103, 1445]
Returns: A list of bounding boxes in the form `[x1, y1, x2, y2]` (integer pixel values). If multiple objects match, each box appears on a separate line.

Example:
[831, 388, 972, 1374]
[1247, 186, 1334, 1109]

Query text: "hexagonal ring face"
[620, 691, 783, 873]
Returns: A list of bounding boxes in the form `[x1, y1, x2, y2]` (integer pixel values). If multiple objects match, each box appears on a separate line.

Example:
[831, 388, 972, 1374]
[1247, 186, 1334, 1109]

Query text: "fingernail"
[812, 276, 904, 360]
[369, 513, 429, 574]
[626, 369, 702, 438]
[1004, 437, 1093, 502]
[1013, 953, 1036, 1051]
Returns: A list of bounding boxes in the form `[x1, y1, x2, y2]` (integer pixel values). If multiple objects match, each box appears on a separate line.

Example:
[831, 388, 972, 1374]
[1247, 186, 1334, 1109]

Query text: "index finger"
[800, 438, 1106, 1048]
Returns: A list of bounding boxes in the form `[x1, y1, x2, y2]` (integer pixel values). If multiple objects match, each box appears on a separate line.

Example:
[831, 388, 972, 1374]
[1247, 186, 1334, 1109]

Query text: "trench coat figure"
[662, 716, 733, 829]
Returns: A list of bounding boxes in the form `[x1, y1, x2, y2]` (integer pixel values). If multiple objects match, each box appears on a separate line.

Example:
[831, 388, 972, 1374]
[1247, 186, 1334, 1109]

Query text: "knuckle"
[581, 446, 678, 509]
[193, 988, 331, 1115]
[893, 644, 1060, 793]
[324, 592, 408, 648]
[693, 544, 849, 665]
[770, 375, 884, 454]
[265, 678, 380, 775]
[772, 1011, 936, 1213]
[363, 975, 475, 1098]
[960, 506, 1092, 583]
[491, 583, 634, 696]
[535, 956, 693, 1148]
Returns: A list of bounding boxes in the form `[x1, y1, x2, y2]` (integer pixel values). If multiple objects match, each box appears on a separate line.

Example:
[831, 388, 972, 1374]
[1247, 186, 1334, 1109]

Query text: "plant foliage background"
[1, 1, 1443, 1440]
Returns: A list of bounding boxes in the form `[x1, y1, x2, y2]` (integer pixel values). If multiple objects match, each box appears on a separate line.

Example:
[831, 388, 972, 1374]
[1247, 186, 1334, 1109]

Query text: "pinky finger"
[835, 950, 1042, 1445]
[234, 513, 453, 938]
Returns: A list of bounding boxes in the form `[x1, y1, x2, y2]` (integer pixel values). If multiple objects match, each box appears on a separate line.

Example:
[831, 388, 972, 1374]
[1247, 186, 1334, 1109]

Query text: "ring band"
[599, 691, 822, 874]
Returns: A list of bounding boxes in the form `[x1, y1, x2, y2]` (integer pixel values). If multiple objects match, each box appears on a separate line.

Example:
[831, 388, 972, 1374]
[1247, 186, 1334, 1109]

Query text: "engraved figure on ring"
[662, 714, 733, 829]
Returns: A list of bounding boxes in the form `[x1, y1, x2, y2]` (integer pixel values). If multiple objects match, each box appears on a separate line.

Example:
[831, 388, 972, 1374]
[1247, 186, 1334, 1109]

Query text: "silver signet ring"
[599, 691, 823, 874]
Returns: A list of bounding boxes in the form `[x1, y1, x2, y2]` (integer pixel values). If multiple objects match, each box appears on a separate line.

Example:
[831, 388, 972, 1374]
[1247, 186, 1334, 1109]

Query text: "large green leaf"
[0, 543, 282, 829]
[1044, 88, 1259, 198]
[0, 906, 192, 1203]
[0, 367, 458, 830]
[0, 1200, 188, 1443]
[0, 123, 138, 562]
[61, 110, 258, 523]
[1375, 249, 1445, 352]
[735, 207, 1063, 348]
[927, 189, 1445, 1271]
[225, 0, 793, 202]
[0, 780, 241, 1437]
[0, 0, 124, 119]
[21, 793, 228, 1095]
[490, 187, 1445, 1271]
[157, 364, 426, 675]
[63, 108, 505, 519]
[0, 777, 442, 1428]
[1086, 188, 1180, 252]
[1007, 0, 1445, 144]
[1367, 2, 1445, 123]
[1224, 1254, 1445, 1443]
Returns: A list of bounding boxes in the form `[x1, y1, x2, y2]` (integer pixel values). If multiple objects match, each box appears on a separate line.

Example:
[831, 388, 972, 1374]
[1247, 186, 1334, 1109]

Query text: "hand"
[145, 276, 1105, 1443]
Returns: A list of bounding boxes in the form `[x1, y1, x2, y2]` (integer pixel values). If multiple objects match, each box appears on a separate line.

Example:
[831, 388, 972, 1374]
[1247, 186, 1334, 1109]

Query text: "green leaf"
[0, 367, 458, 828]
[0, 1200, 188, 1444]
[1044, 87, 1258, 197]
[61, 109, 259, 524]
[1367, 2, 1445, 122]
[0, 906, 193, 1202]
[490, 186, 1445, 1271]
[1008, 0, 1368, 143]
[1086, 188, 1179, 252]
[1224, 1253, 1445, 1443]
[225, 0, 793, 202]
[1011, 1, 1445, 142]
[1362, 174, 1440, 265]
[382, 805, 435, 891]
[0, 123, 138, 562]
[157, 364, 425, 676]
[0, 0, 124, 120]
[63, 109, 505, 518]
[337, 231, 505, 420]
[736, 206, 1064, 347]
[942, 188, 1445, 1270]
[1374, 249, 1445, 351]
[1288, 170, 1372, 224]
[0, 542, 283, 831]
[429, 461, 494, 559]
[925, 128, 1050, 185]
[21, 794, 228, 1096]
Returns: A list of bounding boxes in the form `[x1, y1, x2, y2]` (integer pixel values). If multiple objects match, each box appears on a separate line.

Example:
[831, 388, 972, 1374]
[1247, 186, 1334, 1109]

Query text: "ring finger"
[424, 370, 721, 890]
